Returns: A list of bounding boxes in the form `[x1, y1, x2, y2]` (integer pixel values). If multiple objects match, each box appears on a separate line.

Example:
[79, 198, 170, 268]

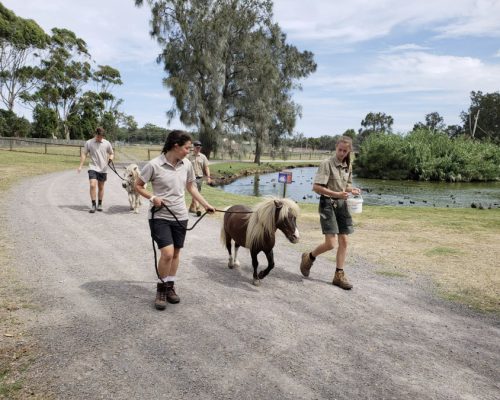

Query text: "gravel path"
[6, 169, 499, 400]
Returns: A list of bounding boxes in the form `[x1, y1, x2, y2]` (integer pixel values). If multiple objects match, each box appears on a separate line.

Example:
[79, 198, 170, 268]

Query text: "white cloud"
[273, 0, 500, 42]
[2, 0, 160, 65]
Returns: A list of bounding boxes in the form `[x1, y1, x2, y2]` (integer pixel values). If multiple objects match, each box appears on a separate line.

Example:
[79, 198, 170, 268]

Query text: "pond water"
[218, 167, 500, 208]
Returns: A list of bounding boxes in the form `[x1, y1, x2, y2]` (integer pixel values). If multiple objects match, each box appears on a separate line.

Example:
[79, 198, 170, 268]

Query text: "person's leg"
[332, 234, 352, 290]
[97, 180, 105, 211]
[300, 234, 336, 277]
[165, 248, 181, 303]
[89, 178, 97, 213]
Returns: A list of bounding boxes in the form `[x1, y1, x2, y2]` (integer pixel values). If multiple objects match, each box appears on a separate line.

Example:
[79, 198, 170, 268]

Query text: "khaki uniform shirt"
[188, 152, 209, 178]
[84, 138, 114, 172]
[313, 156, 353, 192]
[139, 153, 195, 221]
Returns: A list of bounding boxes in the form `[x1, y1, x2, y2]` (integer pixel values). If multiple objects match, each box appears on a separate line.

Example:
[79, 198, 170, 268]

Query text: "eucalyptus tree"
[0, 3, 49, 111]
[93, 64, 123, 132]
[24, 28, 92, 140]
[461, 91, 500, 144]
[136, 0, 315, 160]
[358, 112, 394, 143]
[412, 111, 445, 133]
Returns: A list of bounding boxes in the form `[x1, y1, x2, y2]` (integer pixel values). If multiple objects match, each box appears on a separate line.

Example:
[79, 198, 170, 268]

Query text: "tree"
[0, 109, 30, 137]
[0, 4, 49, 111]
[412, 112, 446, 133]
[32, 104, 58, 138]
[461, 91, 500, 144]
[135, 0, 315, 161]
[358, 112, 393, 143]
[25, 28, 92, 140]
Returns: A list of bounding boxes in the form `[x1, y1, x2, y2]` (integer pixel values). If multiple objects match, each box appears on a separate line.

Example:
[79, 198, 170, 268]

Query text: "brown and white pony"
[220, 197, 300, 285]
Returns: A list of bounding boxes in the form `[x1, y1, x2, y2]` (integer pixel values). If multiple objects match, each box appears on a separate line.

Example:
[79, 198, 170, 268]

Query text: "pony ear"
[274, 200, 283, 209]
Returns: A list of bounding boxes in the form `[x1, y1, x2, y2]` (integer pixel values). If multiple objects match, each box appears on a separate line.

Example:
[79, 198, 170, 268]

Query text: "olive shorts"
[319, 196, 354, 235]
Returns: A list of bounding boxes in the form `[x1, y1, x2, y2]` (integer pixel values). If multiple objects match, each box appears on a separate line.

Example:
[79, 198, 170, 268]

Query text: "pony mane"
[245, 197, 299, 249]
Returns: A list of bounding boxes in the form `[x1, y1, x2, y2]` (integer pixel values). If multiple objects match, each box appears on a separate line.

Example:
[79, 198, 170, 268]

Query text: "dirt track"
[5, 168, 499, 399]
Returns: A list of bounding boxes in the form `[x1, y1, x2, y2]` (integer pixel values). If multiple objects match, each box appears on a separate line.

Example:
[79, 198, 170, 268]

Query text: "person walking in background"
[299, 136, 361, 289]
[78, 127, 114, 213]
[134, 130, 215, 311]
[188, 140, 211, 216]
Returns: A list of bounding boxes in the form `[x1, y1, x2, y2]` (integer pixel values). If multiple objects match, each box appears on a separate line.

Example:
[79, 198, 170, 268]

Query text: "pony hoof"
[257, 271, 265, 279]
[253, 278, 261, 286]
[228, 264, 234, 269]
[233, 261, 240, 268]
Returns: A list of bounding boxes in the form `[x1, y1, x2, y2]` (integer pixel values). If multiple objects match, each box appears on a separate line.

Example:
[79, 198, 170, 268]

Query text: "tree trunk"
[253, 138, 261, 165]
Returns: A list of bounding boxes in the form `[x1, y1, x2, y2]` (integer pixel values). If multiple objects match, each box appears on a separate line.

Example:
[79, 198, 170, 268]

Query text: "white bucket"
[347, 196, 363, 214]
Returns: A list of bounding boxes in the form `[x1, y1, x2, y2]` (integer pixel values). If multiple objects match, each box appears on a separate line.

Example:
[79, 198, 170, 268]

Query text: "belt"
[196, 176, 203, 179]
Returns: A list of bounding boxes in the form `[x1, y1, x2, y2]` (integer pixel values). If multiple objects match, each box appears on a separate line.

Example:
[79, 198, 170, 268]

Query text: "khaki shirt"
[139, 153, 195, 221]
[84, 138, 113, 172]
[188, 152, 209, 178]
[313, 156, 353, 192]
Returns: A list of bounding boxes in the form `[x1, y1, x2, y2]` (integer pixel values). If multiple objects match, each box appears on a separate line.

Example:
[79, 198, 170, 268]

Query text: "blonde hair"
[336, 135, 353, 166]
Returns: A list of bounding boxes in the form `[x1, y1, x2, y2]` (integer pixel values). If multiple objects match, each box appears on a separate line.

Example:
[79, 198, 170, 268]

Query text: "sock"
[91, 200, 96, 206]
[336, 268, 343, 272]
[166, 276, 176, 282]
[158, 277, 167, 284]
[98, 200, 102, 205]
[309, 252, 316, 261]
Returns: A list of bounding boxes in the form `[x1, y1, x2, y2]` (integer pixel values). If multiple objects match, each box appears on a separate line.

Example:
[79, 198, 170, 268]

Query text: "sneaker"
[300, 252, 313, 277]
[332, 270, 353, 290]
[154, 283, 167, 310]
[89, 205, 96, 214]
[96, 204, 103, 212]
[166, 282, 180, 304]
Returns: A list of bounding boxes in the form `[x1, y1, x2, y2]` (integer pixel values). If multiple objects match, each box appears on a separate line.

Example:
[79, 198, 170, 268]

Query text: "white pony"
[122, 164, 143, 213]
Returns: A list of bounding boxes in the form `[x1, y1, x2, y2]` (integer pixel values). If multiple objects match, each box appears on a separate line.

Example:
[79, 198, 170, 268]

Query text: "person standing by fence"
[78, 127, 114, 213]
[299, 135, 361, 289]
[188, 140, 211, 216]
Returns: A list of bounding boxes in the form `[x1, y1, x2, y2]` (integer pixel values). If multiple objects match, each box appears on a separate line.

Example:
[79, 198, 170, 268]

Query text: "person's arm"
[186, 181, 215, 213]
[204, 163, 211, 184]
[78, 153, 87, 173]
[135, 177, 162, 208]
[313, 183, 349, 200]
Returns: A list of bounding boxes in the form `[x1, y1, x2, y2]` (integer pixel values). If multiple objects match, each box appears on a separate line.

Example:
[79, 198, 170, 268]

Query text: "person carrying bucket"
[299, 135, 361, 289]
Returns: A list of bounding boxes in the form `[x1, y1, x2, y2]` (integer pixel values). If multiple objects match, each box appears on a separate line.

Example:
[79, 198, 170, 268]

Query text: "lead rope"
[107, 160, 125, 180]
[150, 202, 252, 283]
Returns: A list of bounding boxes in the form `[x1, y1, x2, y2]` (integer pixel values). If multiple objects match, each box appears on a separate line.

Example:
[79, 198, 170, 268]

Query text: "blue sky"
[4, 0, 500, 137]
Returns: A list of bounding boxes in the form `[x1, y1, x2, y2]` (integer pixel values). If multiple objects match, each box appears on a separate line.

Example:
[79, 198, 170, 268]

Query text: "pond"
[218, 167, 500, 208]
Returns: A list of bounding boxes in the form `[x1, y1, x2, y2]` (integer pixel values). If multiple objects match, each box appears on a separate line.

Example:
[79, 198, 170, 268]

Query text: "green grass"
[375, 270, 409, 278]
[425, 247, 463, 256]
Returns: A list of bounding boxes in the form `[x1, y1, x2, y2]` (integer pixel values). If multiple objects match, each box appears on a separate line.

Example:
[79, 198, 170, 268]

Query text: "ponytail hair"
[336, 135, 353, 167]
[162, 130, 192, 153]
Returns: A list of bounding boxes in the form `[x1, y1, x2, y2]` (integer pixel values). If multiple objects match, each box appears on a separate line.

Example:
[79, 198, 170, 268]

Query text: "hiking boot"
[332, 270, 353, 290]
[300, 252, 313, 277]
[196, 209, 202, 217]
[96, 204, 103, 212]
[166, 282, 180, 304]
[89, 205, 96, 214]
[155, 283, 167, 310]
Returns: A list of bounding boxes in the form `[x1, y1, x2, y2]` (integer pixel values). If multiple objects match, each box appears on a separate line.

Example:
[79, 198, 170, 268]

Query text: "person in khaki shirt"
[188, 140, 211, 216]
[135, 130, 215, 310]
[299, 136, 361, 289]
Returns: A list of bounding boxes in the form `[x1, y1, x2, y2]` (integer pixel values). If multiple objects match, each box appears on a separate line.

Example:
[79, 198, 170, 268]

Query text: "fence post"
[9, 138, 13, 151]
[45, 143, 48, 154]
[148, 149, 151, 160]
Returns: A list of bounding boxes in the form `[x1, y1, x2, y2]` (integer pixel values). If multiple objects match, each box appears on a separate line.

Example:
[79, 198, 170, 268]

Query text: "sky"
[4, 0, 500, 138]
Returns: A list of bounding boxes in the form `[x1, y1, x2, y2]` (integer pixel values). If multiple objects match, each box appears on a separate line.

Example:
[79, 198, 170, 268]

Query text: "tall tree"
[461, 91, 500, 144]
[413, 111, 445, 133]
[358, 112, 394, 143]
[135, 0, 315, 160]
[0, 4, 49, 111]
[25, 28, 91, 139]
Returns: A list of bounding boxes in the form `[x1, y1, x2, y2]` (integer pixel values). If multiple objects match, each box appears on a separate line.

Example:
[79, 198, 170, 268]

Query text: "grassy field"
[0, 150, 498, 397]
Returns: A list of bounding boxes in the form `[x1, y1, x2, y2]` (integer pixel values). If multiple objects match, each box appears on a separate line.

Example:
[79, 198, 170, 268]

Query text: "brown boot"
[300, 252, 314, 277]
[332, 269, 353, 290]
[166, 281, 180, 304]
[155, 283, 167, 310]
